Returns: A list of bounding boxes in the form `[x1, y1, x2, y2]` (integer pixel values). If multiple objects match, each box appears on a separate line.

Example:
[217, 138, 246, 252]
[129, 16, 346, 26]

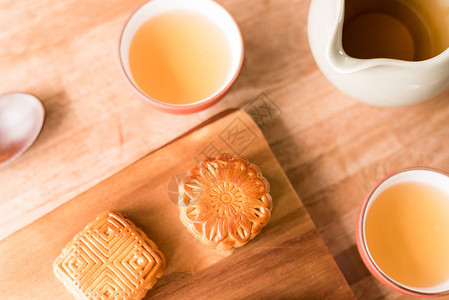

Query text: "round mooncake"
[178, 153, 272, 251]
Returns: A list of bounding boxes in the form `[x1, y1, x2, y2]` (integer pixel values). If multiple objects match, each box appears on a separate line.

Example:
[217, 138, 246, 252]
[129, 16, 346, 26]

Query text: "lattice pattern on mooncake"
[179, 153, 272, 251]
[54, 211, 165, 300]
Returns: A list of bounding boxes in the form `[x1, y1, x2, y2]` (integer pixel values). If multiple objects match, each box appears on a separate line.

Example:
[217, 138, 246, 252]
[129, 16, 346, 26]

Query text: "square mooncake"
[54, 211, 165, 300]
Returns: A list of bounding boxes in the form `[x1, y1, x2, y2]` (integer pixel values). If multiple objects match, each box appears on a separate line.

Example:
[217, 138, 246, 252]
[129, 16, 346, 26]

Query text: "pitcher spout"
[327, 35, 385, 74]
[326, 0, 386, 74]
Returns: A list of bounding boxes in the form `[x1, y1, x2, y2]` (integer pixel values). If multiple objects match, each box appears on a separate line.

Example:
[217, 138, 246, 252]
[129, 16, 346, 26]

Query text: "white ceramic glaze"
[0, 93, 45, 167]
[119, 0, 243, 114]
[307, 0, 449, 107]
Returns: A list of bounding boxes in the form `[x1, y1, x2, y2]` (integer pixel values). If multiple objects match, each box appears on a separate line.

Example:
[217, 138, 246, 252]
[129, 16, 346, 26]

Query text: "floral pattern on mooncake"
[178, 153, 272, 250]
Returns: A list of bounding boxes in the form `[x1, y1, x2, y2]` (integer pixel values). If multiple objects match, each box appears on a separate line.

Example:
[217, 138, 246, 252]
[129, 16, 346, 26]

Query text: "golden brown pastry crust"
[179, 153, 272, 251]
[53, 211, 165, 300]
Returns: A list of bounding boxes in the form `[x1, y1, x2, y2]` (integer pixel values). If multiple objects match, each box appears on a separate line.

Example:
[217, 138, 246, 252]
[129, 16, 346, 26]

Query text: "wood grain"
[2, 0, 449, 298]
[0, 110, 354, 299]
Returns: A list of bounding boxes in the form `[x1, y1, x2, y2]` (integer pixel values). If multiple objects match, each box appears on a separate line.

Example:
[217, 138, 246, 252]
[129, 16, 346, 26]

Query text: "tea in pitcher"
[365, 182, 449, 288]
[342, 0, 449, 61]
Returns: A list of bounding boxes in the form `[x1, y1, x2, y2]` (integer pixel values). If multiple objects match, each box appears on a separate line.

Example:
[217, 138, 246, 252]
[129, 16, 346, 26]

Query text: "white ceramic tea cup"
[119, 0, 244, 114]
[356, 168, 449, 296]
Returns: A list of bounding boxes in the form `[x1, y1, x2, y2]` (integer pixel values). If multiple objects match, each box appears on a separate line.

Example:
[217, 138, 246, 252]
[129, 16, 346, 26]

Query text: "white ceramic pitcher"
[308, 0, 449, 106]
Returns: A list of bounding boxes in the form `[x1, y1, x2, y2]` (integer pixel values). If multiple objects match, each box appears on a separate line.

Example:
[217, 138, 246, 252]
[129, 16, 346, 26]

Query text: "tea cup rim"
[118, 0, 244, 114]
[356, 166, 449, 296]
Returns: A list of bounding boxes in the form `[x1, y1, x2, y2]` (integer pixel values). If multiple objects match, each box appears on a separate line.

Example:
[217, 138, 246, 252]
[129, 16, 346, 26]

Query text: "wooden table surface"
[1, 0, 449, 299]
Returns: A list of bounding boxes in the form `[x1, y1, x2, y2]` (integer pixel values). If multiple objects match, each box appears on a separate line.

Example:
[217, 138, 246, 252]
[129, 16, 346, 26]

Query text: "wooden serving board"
[0, 110, 354, 299]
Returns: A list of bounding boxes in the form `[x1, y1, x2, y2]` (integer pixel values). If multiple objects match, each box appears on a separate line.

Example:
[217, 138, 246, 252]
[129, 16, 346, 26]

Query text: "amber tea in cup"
[119, 0, 243, 114]
[357, 169, 449, 296]
[129, 11, 231, 105]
